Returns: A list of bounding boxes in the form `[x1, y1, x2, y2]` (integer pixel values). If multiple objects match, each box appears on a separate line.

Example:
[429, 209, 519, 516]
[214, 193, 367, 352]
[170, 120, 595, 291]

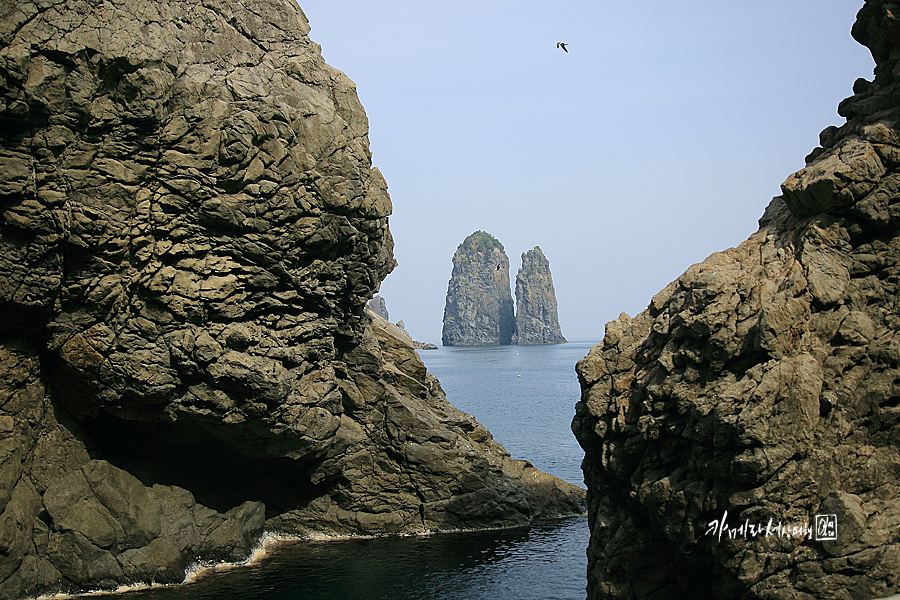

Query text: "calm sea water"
[106, 341, 598, 600]
[421, 342, 592, 488]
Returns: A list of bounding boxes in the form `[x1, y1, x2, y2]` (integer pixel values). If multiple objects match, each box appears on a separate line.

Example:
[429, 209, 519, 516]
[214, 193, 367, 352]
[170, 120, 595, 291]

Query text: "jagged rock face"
[367, 294, 390, 320]
[573, 3, 900, 599]
[512, 246, 566, 345]
[442, 231, 515, 346]
[0, 343, 267, 596]
[0, 2, 585, 597]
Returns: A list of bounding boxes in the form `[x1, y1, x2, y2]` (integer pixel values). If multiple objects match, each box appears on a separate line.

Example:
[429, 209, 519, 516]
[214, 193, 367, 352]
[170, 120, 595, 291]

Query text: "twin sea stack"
[513, 246, 567, 345]
[573, 1, 900, 598]
[0, 1, 585, 598]
[441, 231, 566, 346]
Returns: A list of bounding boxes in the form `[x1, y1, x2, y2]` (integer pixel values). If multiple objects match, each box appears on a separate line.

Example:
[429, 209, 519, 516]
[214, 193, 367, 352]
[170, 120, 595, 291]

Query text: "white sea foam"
[34, 581, 162, 599]
[29, 524, 537, 600]
[181, 530, 293, 583]
[30, 531, 299, 599]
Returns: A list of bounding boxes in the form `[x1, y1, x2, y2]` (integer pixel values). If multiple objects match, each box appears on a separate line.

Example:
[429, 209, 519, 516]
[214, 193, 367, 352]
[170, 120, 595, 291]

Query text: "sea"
[90, 341, 599, 600]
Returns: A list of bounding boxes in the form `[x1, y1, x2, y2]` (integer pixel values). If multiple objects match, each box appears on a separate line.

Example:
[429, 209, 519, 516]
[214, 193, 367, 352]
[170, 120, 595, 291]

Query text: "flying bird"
[557, 42, 568, 53]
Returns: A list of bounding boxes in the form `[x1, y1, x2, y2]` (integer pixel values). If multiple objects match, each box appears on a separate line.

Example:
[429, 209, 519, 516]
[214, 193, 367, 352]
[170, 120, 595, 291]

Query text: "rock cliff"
[441, 231, 516, 346]
[512, 246, 566, 345]
[573, 2, 900, 599]
[0, 1, 584, 597]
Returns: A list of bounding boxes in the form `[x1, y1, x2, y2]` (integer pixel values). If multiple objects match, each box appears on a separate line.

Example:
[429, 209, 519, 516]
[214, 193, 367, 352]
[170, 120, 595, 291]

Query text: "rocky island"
[0, 2, 585, 598]
[573, 1, 900, 598]
[512, 246, 566, 345]
[441, 231, 516, 346]
[442, 235, 565, 346]
[366, 294, 390, 320]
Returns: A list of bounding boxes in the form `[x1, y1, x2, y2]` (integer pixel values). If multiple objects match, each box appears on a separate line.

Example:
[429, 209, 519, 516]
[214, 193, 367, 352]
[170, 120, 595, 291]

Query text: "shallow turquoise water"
[110, 341, 598, 600]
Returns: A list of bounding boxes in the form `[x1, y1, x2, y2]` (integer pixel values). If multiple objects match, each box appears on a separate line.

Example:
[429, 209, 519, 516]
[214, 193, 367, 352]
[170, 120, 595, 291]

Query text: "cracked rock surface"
[573, 2, 900, 599]
[0, 1, 585, 597]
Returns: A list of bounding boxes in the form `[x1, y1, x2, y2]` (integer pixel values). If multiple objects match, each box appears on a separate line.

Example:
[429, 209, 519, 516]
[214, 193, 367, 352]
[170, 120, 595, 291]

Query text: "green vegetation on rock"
[461, 230, 504, 254]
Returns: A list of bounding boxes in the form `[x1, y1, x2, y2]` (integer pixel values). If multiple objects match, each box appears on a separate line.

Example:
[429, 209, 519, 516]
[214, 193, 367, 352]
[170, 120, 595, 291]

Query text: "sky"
[295, 0, 875, 345]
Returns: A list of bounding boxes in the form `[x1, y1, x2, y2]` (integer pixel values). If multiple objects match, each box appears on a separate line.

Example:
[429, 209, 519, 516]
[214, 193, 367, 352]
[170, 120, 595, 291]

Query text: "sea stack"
[572, 2, 900, 598]
[0, 2, 585, 597]
[442, 231, 516, 346]
[367, 294, 390, 320]
[511, 247, 566, 345]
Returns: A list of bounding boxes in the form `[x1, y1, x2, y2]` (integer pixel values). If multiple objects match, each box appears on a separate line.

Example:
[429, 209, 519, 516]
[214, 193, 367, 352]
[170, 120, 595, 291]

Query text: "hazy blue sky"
[297, 1, 874, 345]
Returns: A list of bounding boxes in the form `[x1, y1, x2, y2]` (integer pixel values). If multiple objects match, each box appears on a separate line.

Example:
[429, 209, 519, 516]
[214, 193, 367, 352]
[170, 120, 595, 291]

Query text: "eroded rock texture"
[0, 1, 584, 597]
[573, 2, 900, 599]
[512, 246, 566, 345]
[442, 231, 515, 346]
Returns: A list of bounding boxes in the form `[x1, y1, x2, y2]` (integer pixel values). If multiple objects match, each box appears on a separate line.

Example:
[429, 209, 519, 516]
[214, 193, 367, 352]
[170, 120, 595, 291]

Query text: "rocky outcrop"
[573, 3, 900, 599]
[442, 237, 566, 346]
[0, 344, 267, 595]
[364, 297, 435, 348]
[512, 246, 566, 345]
[442, 231, 515, 346]
[365, 310, 438, 350]
[0, 1, 584, 598]
[367, 294, 389, 320]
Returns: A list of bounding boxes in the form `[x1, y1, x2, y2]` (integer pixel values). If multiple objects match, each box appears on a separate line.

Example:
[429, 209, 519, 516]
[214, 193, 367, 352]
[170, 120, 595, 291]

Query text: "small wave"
[182, 530, 293, 583]
[31, 531, 297, 599]
[34, 581, 164, 599]
[29, 526, 510, 599]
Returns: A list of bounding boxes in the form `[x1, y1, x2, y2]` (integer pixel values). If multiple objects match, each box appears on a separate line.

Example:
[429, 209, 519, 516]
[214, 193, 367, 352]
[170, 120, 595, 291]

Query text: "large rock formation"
[0, 2, 584, 597]
[512, 246, 566, 345]
[442, 231, 516, 346]
[366, 294, 389, 320]
[573, 2, 900, 599]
